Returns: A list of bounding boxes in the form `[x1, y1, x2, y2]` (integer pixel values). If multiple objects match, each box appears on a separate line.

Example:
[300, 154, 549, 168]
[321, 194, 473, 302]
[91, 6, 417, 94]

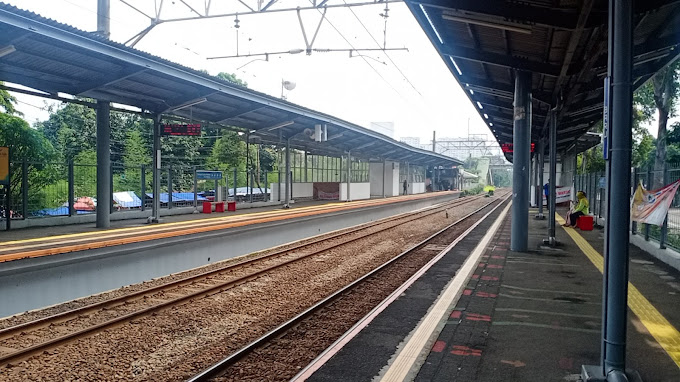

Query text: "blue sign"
[196, 170, 222, 180]
[603, 76, 610, 160]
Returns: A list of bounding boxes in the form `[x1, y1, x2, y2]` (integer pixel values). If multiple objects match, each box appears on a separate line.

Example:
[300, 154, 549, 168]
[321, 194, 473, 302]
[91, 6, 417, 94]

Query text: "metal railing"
[1, 161, 284, 221]
[577, 164, 680, 252]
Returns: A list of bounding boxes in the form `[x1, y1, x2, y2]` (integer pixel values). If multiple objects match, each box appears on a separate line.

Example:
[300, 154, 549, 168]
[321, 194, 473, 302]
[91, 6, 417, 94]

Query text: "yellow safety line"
[557, 213, 680, 368]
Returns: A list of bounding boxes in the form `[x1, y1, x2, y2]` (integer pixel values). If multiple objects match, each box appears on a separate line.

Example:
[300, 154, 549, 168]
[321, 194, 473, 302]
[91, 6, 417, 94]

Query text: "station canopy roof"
[405, 0, 680, 161]
[0, 3, 463, 168]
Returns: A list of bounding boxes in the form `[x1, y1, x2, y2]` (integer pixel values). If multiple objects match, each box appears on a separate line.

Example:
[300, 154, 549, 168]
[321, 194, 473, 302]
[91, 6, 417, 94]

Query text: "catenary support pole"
[284, 138, 291, 208]
[511, 70, 532, 251]
[151, 115, 161, 223]
[548, 110, 557, 245]
[537, 139, 545, 218]
[96, 101, 111, 228]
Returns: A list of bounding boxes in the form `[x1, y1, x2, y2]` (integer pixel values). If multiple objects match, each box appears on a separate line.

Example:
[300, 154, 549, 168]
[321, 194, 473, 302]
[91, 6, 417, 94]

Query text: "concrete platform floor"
[308, 208, 680, 382]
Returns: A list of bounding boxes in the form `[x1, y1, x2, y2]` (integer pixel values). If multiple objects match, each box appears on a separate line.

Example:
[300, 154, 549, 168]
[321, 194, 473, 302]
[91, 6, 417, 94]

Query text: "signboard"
[0, 147, 8, 185]
[196, 170, 222, 180]
[161, 124, 201, 136]
[501, 143, 535, 153]
[603, 76, 610, 160]
[542, 186, 572, 205]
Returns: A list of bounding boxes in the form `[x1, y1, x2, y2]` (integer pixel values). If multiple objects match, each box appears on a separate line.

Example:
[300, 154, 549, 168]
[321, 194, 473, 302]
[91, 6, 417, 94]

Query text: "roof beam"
[75, 67, 147, 95]
[215, 105, 266, 123]
[412, 0, 583, 30]
[440, 44, 561, 77]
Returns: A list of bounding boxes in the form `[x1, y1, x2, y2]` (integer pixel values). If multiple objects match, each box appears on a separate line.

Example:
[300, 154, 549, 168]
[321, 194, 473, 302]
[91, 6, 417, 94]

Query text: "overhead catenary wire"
[342, 0, 422, 97]
[307, 1, 408, 102]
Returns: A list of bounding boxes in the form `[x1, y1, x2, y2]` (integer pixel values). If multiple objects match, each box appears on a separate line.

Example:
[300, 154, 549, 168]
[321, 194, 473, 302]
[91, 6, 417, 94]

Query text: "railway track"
[188, 194, 510, 381]
[0, 193, 493, 367]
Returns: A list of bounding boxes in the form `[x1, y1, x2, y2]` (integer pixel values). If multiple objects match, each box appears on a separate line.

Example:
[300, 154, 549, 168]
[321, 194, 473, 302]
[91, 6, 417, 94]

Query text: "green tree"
[635, 61, 680, 186]
[119, 129, 151, 191]
[216, 72, 248, 87]
[35, 103, 97, 162]
[0, 113, 58, 213]
[0, 82, 21, 116]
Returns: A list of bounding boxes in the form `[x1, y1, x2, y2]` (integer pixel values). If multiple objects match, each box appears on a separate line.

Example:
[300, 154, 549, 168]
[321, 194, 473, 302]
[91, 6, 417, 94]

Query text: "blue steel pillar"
[584, 0, 634, 380]
[96, 101, 111, 228]
[511, 70, 532, 251]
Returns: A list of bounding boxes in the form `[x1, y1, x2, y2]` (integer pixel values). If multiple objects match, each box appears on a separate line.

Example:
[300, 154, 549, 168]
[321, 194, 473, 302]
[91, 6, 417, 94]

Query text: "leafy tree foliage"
[0, 82, 21, 116]
[0, 113, 58, 211]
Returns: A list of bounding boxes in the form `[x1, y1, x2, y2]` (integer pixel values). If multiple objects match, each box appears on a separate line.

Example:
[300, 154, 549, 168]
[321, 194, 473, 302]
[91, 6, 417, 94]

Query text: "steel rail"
[187, 194, 510, 381]
[0, 194, 494, 366]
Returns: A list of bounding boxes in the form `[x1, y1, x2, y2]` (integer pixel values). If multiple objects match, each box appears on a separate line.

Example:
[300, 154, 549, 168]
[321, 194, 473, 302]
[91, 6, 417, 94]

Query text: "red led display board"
[501, 143, 535, 153]
[161, 124, 201, 136]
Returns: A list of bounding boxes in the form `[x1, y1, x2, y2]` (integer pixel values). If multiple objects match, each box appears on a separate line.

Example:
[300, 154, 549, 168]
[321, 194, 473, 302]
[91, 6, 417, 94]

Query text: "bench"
[576, 215, 594, 231]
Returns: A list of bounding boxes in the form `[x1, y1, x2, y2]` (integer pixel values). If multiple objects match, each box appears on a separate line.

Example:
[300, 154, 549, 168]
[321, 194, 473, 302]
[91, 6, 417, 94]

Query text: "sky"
[6, 0, 495, 146]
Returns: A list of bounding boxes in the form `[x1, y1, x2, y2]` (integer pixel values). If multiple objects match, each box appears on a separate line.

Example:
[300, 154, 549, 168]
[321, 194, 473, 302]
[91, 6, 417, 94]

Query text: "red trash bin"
[576, 215, 594, 231]
[215, 202, 225, 212]
[202, 201, 212, 214]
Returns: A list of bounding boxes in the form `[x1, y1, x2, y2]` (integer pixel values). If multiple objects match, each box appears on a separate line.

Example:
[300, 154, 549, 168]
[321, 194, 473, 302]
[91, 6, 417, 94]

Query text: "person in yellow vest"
[563, 190, 589, 227]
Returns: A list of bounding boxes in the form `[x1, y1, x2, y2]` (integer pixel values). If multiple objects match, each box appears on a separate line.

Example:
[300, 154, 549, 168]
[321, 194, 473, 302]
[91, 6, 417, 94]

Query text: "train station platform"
[301, 205, 680, 382]
[0, 192, 458, 262]
[0, 191, 461, 318]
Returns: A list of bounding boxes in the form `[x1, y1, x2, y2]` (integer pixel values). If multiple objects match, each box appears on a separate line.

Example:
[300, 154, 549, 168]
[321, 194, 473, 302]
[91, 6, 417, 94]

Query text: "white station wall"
[339, 183, 371, 201]
[270, 182, 314, 201]
[410, 182, 426, 194]
[369, 161, 399, 197]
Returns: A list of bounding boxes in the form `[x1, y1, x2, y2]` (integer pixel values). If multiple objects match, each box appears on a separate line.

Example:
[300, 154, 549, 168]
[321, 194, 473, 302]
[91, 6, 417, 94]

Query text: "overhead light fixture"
[171, 97, 207, 111]
[442, 14, 532, 35]
[0, 45, 16, 58]
[484, 113, 489, 119]
[266, 120, 295, 131]
[450, 57, 463, 75]
[420, 4, 443, 44]
[477, 102, 484, 109]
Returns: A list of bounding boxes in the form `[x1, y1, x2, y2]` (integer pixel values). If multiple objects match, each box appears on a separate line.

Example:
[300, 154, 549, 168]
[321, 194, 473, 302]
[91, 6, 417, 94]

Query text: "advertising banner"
[0, 147, 8, 185]
[541, 186, 572, 205]
[631, 180, 680, 226]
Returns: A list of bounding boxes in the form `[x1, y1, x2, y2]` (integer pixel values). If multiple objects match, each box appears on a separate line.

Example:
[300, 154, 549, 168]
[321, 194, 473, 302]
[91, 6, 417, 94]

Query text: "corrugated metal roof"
[406, 0, 680, 161]
[0, 2, 463, 168]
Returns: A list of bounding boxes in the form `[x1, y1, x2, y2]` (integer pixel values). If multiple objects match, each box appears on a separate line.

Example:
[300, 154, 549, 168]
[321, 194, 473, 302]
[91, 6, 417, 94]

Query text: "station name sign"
[501, 143, 535, 153]
[196, 170, 223, 180]
[161, 124, 201, 136]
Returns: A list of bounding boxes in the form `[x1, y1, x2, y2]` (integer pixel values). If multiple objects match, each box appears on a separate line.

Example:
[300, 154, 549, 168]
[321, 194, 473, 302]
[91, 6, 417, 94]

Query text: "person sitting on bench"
[563, 190, 589, 227]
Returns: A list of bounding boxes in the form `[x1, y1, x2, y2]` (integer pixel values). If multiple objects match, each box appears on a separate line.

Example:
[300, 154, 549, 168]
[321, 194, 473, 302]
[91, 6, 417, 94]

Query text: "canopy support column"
[583, 0, 635, 380]
[284, 138, 291, 208]
[511, 70, 532, 251]
[150, 115, 161, 223]
[536, 138, 545, 219]
[96, 101, 111, 228]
